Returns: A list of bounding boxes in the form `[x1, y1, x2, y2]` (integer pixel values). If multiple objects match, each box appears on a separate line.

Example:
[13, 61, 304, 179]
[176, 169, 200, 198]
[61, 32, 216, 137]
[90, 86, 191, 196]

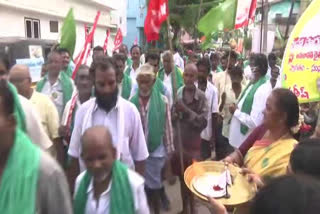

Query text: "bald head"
[183, 63, 198, 89]
[81, 126, 116, 180]
[9, 64, 32, 98]
[9, 64, 30, 78]
[82, 126, 114, 152]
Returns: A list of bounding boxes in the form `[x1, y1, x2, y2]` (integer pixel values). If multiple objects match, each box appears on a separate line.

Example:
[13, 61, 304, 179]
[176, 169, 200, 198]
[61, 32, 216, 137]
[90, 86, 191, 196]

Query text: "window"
[50, 21, 59, 33]
[25, 18, 41, 39]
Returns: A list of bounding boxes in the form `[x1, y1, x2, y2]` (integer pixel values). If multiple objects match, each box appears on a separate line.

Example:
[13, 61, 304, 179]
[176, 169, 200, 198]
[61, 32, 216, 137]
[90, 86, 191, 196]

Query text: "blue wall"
[123, 0, 147, 49]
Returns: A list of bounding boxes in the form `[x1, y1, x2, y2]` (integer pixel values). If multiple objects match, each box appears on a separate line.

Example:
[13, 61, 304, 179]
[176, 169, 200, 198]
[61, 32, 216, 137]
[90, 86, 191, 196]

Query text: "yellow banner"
[282, 0, 320, 103]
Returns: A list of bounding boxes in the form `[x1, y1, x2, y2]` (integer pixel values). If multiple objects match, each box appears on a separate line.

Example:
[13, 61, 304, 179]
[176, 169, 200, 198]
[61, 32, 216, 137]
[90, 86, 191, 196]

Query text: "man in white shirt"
[74, 126, 149, 214]
[113, 53, 136, 100]
[196, 58, 219, 160]
[36, 51, 75, 119]
[158, 51, 184, 103]
[68, 56, 148, 191]
[125, 45, 142, 81]
[229, 54, 273, 148]
[174, 47, 184, 71]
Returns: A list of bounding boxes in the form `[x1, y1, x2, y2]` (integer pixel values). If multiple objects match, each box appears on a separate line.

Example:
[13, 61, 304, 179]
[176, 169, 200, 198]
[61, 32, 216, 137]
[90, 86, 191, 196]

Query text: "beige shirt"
[30, 91, 60, 140]
[19, 95, 53, 150]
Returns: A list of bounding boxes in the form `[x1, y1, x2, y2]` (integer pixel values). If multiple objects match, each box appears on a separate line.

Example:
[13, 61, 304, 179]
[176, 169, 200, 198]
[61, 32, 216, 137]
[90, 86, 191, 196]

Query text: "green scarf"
[121, 73, 132, 100]
[126, 58, 133, 68]
[158, 66, 184, 100]
[64, 63, 73, 78]
[36, 71, 73, 108]
[154, 78, 165, 95]
[217, 65, 224, 73]
[130, 87, 166, 153]
[238, 76, 268, 135]
[0, 129, 40, 213]
[8, 83, 26, 132]
[74, 160, 134, 214]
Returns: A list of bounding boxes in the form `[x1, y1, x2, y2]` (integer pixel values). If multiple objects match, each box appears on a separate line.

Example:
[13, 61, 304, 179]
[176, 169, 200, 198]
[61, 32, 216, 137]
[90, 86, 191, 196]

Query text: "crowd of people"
[0, 42, 320, 214]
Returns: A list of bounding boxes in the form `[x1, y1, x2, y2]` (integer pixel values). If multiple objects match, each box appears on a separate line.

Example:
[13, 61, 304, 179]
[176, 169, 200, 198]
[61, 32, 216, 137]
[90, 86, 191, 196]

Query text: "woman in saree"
[225, 88, 300, 178]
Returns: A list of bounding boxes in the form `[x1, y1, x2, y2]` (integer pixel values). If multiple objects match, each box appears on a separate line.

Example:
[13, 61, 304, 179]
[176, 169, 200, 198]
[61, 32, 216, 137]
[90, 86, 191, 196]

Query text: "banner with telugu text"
[282, 0, 320, 103]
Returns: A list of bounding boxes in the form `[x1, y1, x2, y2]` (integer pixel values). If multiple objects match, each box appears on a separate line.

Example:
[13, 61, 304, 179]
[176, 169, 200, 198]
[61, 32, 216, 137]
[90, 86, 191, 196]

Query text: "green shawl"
[8, 83, 26, 132]
[238, 76, 268, 135]
[158, 66, 184, 100]
[74, 160, 134, 214]
[217, 65, 224, 73]
[64, 63, 73, 78]
[154, 78, 165, 95]
[121, 73, 132, 100]
[130, 87, 166, 153]
[0, 129, 41, 213]
[36, 71, 73, 108]
[126, 58, 133, 68]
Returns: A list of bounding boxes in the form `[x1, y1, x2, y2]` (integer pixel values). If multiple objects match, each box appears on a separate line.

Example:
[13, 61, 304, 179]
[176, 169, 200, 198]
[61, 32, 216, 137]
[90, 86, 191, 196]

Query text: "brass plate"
[184, 161, 256, 206]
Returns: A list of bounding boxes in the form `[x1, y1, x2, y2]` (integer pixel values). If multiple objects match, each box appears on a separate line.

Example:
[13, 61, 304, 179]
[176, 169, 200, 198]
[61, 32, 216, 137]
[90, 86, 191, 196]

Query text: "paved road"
[160, 178, 212, 214]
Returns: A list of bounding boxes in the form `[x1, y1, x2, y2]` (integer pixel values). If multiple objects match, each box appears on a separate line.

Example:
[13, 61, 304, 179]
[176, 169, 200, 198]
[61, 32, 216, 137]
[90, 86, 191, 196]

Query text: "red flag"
[235, 0, 257, 29]
[72, 11, 101, 79]
[144, 0, 169, 42]
[103, 29, 110, 54]
[113, 29, 123, 51]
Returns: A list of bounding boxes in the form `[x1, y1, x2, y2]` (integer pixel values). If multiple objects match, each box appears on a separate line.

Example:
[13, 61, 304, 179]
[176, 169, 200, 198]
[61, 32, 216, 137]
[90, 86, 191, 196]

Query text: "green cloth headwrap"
[130, 87, 166, 153]
[238, 76, 268, 135]
[0, 129, 40, 213]
[121, 73, 132, 100]
[36, 71, 73, 108]
[158, 66, 184, 100]
[73, 160, 134, 214]
[7, 83, 26, 132]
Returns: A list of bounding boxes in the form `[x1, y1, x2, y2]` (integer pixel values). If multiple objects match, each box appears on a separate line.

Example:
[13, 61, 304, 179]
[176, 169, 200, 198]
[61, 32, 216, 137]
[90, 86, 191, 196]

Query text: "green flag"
[198, 0, 237, 36]
[60, 8, 76, 57]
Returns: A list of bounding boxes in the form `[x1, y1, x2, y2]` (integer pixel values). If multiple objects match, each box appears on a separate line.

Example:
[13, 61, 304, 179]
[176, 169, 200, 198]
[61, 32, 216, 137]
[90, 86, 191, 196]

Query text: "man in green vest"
[73, 126, 149, 214]
[0, 79, 72, 214]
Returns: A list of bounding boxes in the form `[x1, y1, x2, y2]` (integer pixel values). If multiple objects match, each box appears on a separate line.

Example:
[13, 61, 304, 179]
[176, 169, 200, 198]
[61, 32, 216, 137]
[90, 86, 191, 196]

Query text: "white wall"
[0, 0, 118, 58]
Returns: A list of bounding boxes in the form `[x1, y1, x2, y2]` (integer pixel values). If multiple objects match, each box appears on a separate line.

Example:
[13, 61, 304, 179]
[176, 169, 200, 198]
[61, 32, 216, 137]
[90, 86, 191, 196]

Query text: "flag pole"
[166, 17, 185, 179]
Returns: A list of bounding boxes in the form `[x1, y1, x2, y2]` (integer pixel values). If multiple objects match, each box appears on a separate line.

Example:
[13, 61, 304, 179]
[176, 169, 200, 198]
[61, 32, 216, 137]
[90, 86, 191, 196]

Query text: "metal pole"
[284, 0, 295, 40]
[260, 0, 264, 53]
[166, 18, 185, 179]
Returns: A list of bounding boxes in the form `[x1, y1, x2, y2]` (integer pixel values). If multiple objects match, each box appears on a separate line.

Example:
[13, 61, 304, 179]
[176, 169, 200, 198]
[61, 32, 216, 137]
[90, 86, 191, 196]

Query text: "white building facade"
[0, 0, 123, 58]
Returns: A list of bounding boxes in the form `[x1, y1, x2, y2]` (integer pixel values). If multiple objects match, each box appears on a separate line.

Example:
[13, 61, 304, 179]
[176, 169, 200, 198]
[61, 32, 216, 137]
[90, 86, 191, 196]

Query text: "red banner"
[113, 28, 123, 51]
[72, 11, 101, 79]
[103, 29, 110, 54]
[144, 0, 168, 42]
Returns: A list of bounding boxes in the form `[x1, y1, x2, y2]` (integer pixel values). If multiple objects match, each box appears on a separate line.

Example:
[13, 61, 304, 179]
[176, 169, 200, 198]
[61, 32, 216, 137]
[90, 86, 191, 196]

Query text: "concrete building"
[0, 0, 121, 59]
[123, 0, 146, 49]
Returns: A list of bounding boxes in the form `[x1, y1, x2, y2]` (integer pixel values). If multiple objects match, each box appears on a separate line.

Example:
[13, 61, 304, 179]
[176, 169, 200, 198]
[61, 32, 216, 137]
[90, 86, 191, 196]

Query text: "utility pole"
[262, 0, 269, 54]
